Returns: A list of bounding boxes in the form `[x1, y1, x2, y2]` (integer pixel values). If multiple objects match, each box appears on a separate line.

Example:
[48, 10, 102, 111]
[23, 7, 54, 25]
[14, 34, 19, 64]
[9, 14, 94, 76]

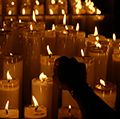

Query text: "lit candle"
[75, 49, 95, 88]
[88, 42, 109, 84]
[24, 96, 47, 119]
[0, 100, 19, 118]
[34, 0, 44, 15]
[58, 105, 82, 119]
[48, 0, 59, 15]
[3, 53, 23, 81]
[40, 45, 59, 77]
[32, 73, 54, 119]
[0, 71, 19, 109]
[75, 23, 86, 56]
[94, 79, 116, 109]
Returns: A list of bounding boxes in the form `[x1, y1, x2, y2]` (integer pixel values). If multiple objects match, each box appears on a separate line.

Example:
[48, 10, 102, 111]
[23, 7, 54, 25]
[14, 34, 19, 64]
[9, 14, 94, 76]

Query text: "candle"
[88, 43, 108, 84]
[24, 96, 47, 119]
[0, 71, 19, 109]
[3, 54, 23, 81]
[75, 50, 95, 88]
[34, 0, 44, 15]
[32, 73, 54, 119]
[58, 105, 82, 119]
[40, 45, 59, 77]
[94, 79, 116, 109]
[0, 100, 19, 118]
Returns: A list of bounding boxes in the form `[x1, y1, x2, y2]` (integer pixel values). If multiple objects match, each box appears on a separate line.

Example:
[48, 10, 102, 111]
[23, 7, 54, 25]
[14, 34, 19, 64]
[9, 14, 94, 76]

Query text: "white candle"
[58, 105, 82, 119]
[88, 45, 108, 84]
[94, 79, 116, 109]
[3, 55, 23, 81]
[0, 109, 19, 118]
[0, 71, 19, 109]
[0, 100, 19, 118]
[75, 56, 95, 88]
[24, 105, 47, 119]
[32, 73, 56, 119]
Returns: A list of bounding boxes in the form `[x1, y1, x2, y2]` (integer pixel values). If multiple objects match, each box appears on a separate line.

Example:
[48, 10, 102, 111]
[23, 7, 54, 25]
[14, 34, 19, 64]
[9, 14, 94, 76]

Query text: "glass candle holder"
[94, 80, 116, 109]
[34, 0, 44, 15]
[6, 0, 17, 15]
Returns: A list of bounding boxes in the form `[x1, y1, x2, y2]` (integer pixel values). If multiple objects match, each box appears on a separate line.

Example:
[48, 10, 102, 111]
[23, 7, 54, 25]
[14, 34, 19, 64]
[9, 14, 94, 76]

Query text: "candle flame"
[95, 42, 101, 48]
[52, 24, 55, 30]
[5, 100, 9, 114]
[75, 0, 82, 14]
[10, 53, 13, 56]
[94, 26, 98, 36]
[69, 105, 71, 109]
[58, 0, 63, 4]
[7, 71, 12, 81]
[49, 9, 54, 15]
[100, 79, 105, 86]
[19, 19, 22, 23]
[8, 10, 12, 15]
[39, 72, 48, 82]
[65, 25, 68, 30]
[63, 14, 66, 25]
[113, 33, 116, 41]
[32, 10, 37, 22]
[61, 9, 65, 15]
[76, 23, 79, 31]
[35, 9, 39, 15]
[95, 36, 99, 41]
[96, 8, 101, 14]
[47, 45, 53, 56]
[51, 0, 56, 4]
[30, 24, 33, 31]
[22, 8, 26, 15]
[11, 1, 15, 5]
[35, 0, 40, 5]
[32, 96, 39, 107]
[81, 49, 84, 57]
[10, 18, 13, 22]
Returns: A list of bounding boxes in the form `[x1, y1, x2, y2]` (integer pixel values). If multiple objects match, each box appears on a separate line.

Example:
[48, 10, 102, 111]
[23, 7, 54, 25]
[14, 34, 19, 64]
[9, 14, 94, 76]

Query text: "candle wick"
[8, 80, 11, 83]
[5, 109, 8, 115]
[35, 106, 38, 111]
[49, 54, 52, 58]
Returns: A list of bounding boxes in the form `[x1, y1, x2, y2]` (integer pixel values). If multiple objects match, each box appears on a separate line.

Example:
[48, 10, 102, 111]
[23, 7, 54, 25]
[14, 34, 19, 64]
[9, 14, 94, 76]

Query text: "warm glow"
[96, 8, 101, 14]
[5, 100, 9, 113]
[76, 23, 79, 31]
[94, 26, 98, 36]
[47, 45, 53, 56]
[8, 10, 12, 15]
[61, 9, 65, 15]
[68, 105, 71, 110]
[39, 72, 48, 82]
[49, 9, 54, 15]
[75, 0, 82, 14]
[35, 0, 40, 5]
[10, 53, 13, 56]
[7, 71, 12, 81]
[32, 10, 37, 22]
[51, 0, 56, 4]
[81, 49, 84, 57]
[32, 96, 39, 107]
[11, 1, 15, 5]
[35, 9, 39, 15]
[30, 24, 33, 31]
[19, 19, 22, 23]
[10, 18, 13, 22]
[22, 8, 26, 15]
[52, 24, 55, 30]
[95, 36, 99, 41]
[95, 42, 101, 48]
[65, 25, 68, 30]
[63, 14, 66, 25]
[100, 79, 105, 86]
[58, 0, 63, 4]
[113, 33, 116, 41]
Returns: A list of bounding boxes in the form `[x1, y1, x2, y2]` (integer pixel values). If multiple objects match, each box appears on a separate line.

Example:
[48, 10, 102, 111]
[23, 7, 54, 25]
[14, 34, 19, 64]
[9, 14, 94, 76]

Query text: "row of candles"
[0, 0, 101, 16]
[0, 12, 118, 118]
